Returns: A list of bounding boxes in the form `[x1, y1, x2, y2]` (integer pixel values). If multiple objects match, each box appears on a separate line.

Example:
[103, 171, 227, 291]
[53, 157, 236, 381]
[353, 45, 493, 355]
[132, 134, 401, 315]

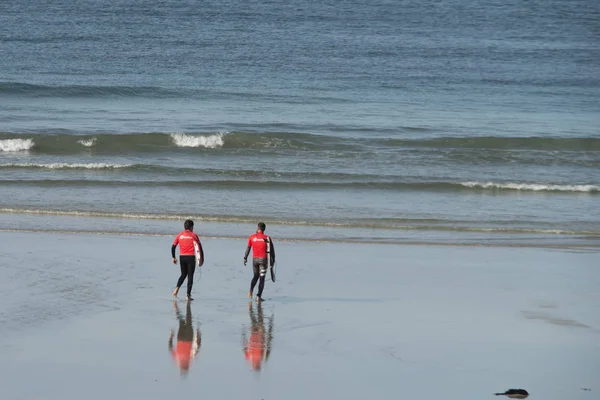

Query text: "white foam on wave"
[77, 137, 97, 147]
[0, 138, 35, 152]
[1, 162, 132, 169]
[170, 133, 225, 148]
[461, 181, 599, 192]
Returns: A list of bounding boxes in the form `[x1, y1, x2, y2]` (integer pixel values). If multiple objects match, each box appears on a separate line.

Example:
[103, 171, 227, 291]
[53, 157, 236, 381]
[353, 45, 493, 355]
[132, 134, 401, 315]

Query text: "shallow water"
[1, 0, 599, 245]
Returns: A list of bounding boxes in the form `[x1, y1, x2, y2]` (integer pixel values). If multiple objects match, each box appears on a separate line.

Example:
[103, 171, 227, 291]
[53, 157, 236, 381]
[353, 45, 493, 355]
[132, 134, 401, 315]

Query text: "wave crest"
[77, 137, 97, 147]
[170, 133, 225, 148]
[0, 163, 133, 169]
[461, 181, 599, 192]
[0, 138, 34, 152]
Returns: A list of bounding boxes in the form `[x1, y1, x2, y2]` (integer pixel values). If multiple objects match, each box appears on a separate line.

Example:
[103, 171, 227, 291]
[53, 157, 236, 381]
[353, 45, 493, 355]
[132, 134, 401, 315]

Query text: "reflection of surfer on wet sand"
[243, 301, 274, 372]
[169, 301, 201, 376]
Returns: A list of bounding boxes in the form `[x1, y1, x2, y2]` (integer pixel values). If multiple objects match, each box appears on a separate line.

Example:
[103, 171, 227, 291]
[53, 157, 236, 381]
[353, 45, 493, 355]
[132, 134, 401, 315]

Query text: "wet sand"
[0, 231, 598, 400]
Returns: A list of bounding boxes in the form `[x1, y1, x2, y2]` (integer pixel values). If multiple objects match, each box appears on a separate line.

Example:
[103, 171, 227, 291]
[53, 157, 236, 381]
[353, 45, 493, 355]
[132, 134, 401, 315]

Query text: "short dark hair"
[257, 222, 266, 232]
[184, 220, 194, 230]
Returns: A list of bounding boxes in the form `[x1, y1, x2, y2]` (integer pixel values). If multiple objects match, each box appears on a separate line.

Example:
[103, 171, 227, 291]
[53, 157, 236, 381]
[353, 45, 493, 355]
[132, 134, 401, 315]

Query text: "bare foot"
[172, 287, 179, 297]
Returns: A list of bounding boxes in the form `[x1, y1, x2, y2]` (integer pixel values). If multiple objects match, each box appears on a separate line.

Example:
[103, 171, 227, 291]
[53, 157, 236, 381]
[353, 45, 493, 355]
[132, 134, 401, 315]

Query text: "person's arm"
[171, 234, 179, 264]
[244, 236, 252, 265]
[243, 246, 251, 265]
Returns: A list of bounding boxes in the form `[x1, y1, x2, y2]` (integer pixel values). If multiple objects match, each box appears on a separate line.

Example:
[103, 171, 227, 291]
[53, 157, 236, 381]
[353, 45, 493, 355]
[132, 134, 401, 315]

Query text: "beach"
[0, 231, 598, 400]
[1, 0, 599, 398]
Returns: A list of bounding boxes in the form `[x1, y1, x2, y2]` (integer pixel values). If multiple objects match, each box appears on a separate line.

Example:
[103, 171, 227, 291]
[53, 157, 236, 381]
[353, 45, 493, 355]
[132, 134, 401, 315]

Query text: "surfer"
[169, 300, 201, 376]
[171, 219, 204, 301]
[243, 222, 275, 302]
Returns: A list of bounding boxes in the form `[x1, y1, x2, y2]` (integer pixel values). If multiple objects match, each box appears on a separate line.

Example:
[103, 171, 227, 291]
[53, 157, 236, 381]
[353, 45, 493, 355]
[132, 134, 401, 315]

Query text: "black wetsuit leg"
[177, 255, 196, 295]
[250, 262, 260, 293]
[252, 258, 267, 297]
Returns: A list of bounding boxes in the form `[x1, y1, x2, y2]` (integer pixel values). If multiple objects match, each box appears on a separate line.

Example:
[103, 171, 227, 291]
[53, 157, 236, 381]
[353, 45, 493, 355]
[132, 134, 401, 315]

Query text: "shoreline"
[1, 227, 599, 250]
[1, 210, 599, 250]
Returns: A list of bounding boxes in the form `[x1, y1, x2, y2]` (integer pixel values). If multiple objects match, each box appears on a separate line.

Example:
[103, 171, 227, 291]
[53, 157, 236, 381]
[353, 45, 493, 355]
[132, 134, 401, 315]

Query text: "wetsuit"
[244, 232, 275, 298]
[171, 230, 203, 297]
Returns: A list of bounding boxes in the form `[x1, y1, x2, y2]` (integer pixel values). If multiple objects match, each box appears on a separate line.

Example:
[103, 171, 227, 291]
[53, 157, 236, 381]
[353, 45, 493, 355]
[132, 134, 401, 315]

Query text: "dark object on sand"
[494, 389, 529, 399]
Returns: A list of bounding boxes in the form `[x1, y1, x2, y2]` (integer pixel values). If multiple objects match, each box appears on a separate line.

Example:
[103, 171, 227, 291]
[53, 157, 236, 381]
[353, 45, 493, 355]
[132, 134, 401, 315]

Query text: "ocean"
[1, 0, 599, 247]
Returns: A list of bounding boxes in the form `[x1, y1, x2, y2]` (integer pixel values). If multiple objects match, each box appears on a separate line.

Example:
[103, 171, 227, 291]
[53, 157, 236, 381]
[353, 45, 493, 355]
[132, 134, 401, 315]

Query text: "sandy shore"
[0, 231, 598, 400]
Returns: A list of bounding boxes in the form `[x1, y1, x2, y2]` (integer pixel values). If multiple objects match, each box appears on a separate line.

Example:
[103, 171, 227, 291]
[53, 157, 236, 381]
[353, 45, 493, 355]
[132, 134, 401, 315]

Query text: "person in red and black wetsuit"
[171, 219, 204, 301]
[243, 222, 275, 302]
[169, 300, 201, 376]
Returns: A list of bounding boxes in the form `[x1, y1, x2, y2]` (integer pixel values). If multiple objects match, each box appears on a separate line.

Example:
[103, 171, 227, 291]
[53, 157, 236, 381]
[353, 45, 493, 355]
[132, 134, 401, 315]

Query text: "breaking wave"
[0, 138, 34, 152]
[170, 133, 225, 148]
[460, 182, 599, 193]
[0, 162, 133, 169]
[77, 137, 97, 147]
